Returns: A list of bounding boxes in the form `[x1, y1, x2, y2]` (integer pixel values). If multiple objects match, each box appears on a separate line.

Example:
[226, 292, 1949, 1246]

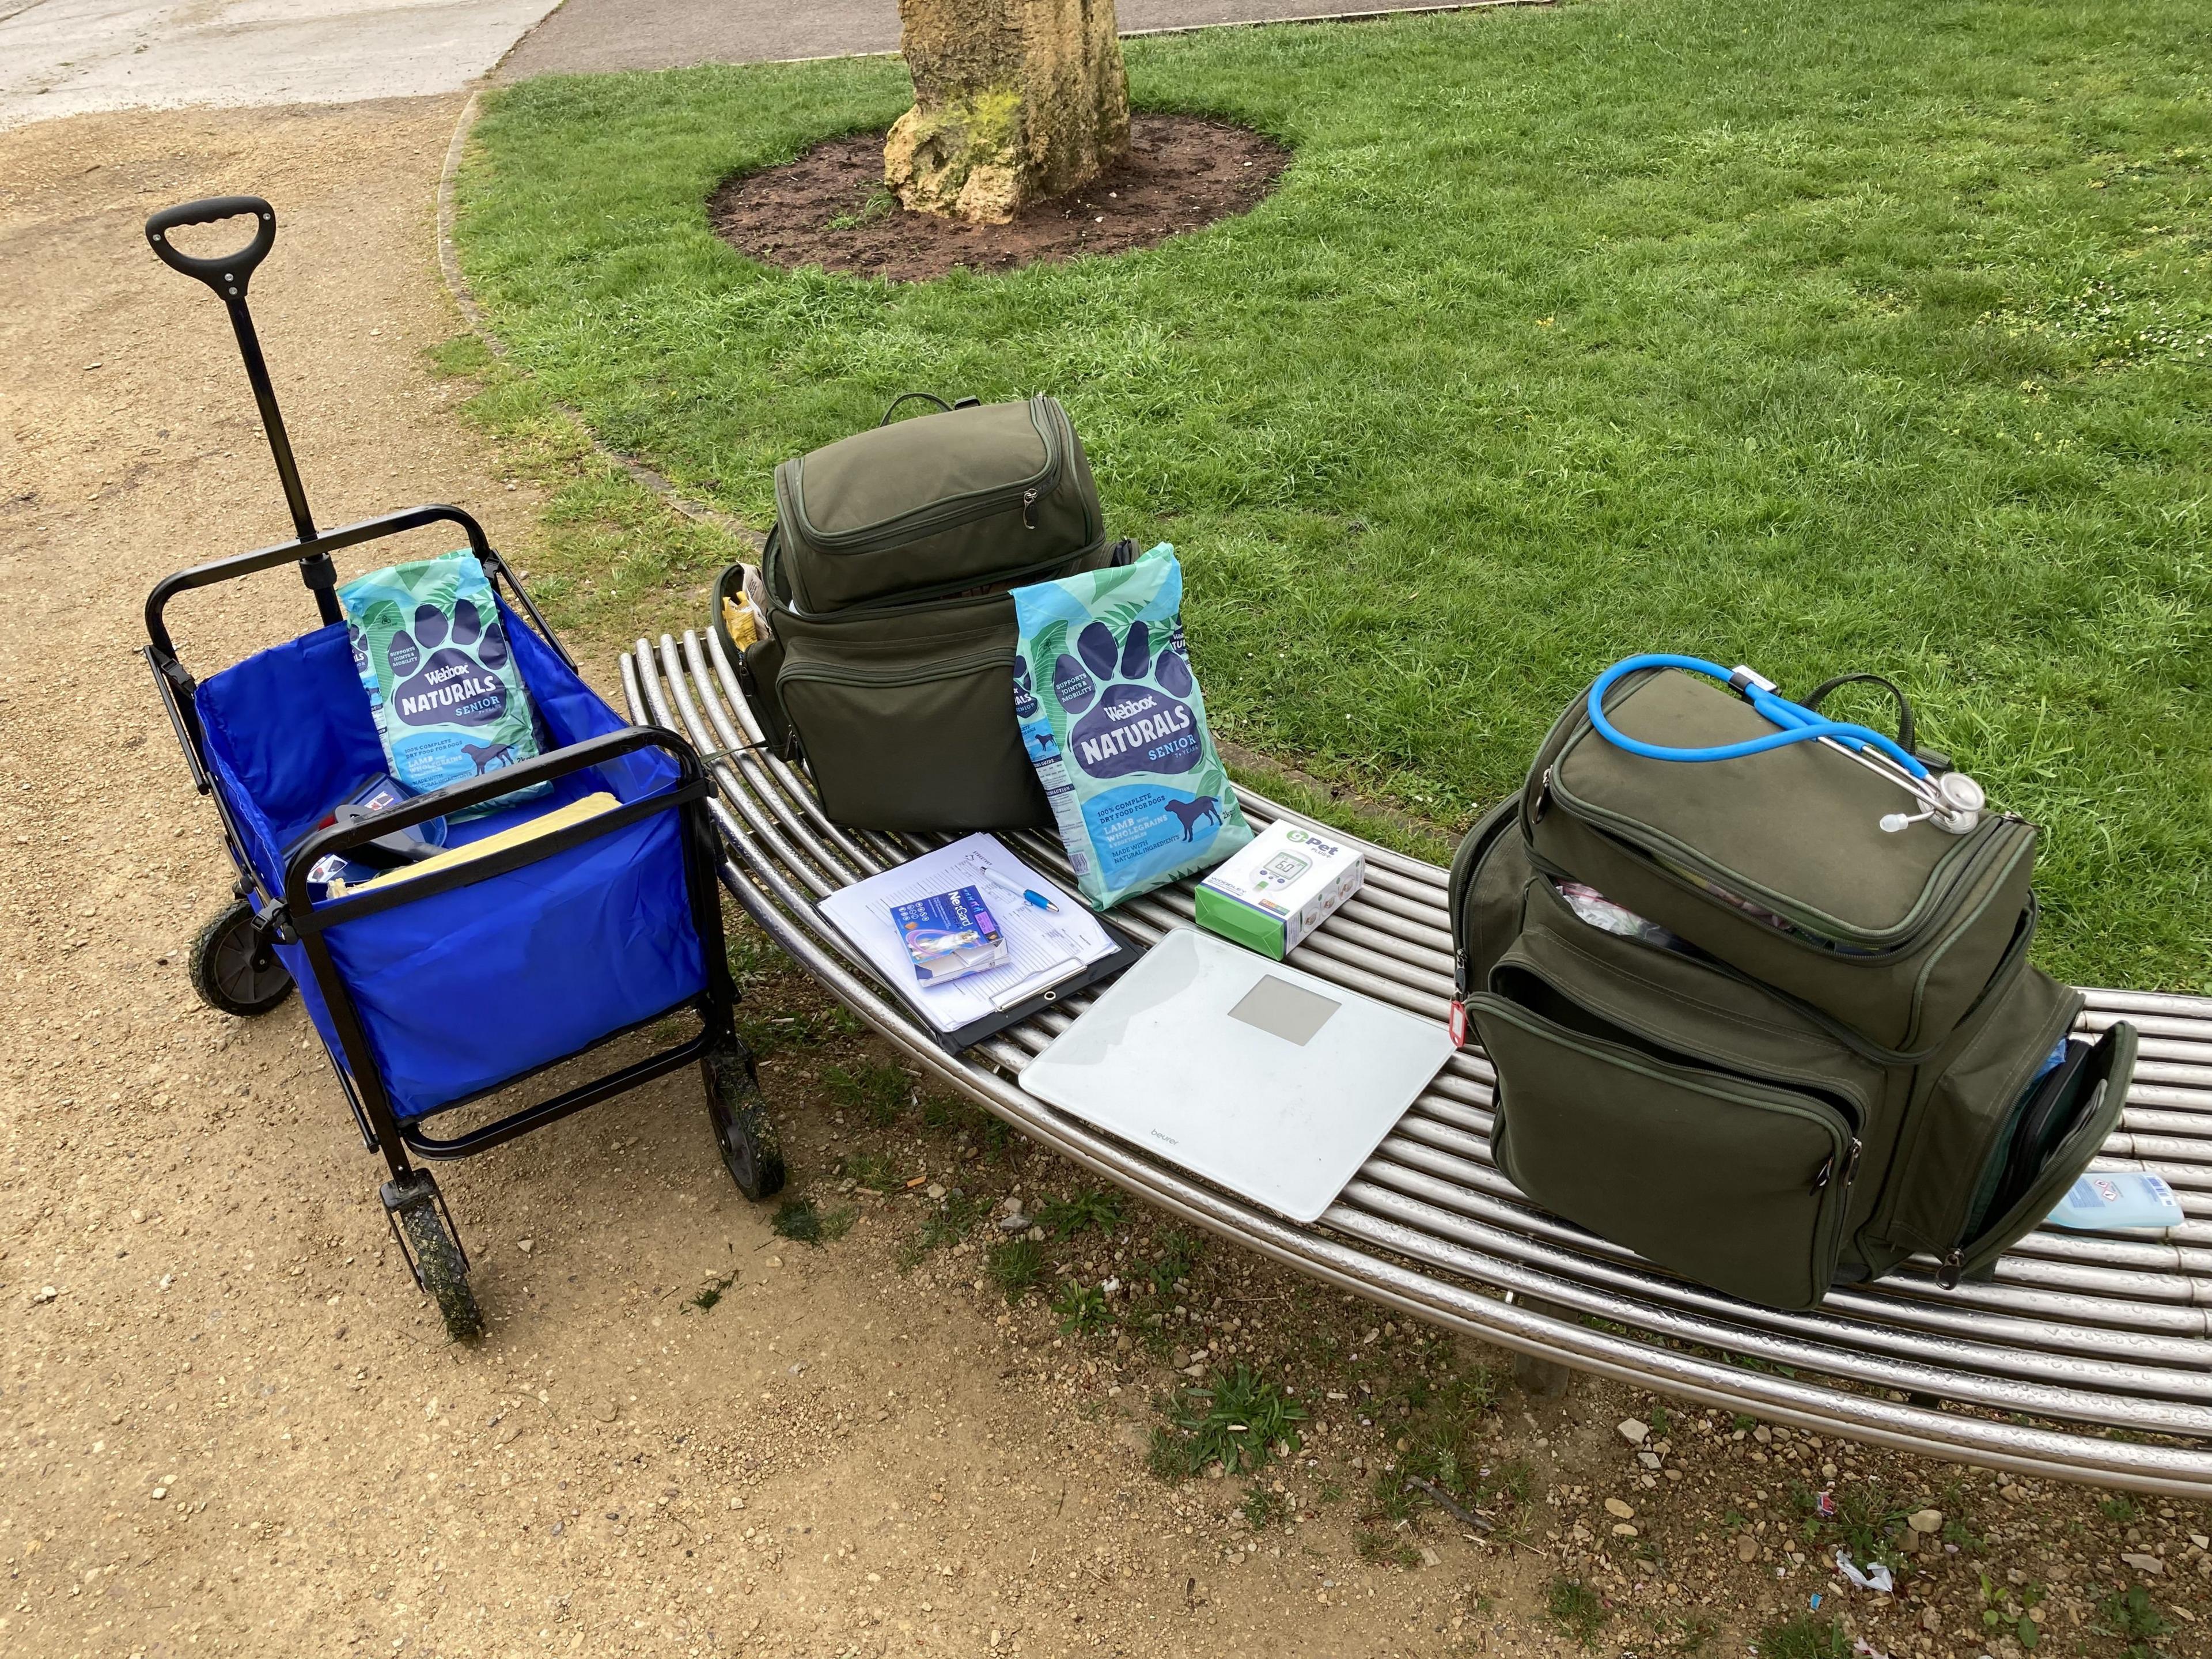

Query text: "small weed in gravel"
[1240, 1486, 1285, 1529]
[772, 1198, 823, 1244]
[839, 1149, 896, 1191]
[1365, 1363, 1514, 1529]
[687, 1271, 736, 1312]
[921, 1097, 1009, 1159]
[1754, 1614, 1850, 1659]
[893, 1194, 982, 1274]
[1665, 1613, 1720, 1657]
[1147, 1364, 1307, 1480]
[2093, 1586, 2173, 1659]
[725, 926, 784, 989]
[1052, 1280, 1109, 1334]
[771, 1198, 854, 1246]
[1793, 1478, 1909, 1567]
[1355, 1531, 1419, 1569]
[1139, 1230, 1202, 1297]
[917, 1190, 986, 1252]
[823, 1062, 911, 1127]
[1036, 1188, 1122, 1239]
[1547, 1577, 1610, 1648]
[740, 1005, 859, 1058]
[987, 1238, 1046, 1302]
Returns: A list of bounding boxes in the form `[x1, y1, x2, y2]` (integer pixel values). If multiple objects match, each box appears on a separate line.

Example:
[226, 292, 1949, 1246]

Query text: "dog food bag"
[339, 552, 548, 819]
[1011, 544, 1251, 908]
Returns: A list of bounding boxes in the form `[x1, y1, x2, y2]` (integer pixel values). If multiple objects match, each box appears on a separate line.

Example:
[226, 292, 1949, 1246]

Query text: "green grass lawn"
[456, 0, 2212, 991]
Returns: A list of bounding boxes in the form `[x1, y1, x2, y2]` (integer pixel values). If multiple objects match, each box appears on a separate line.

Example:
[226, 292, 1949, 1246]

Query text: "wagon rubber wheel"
[705, 1040, 785, 1201]
[387, 1182, 484, 1342]
[188, 898, 294, 1017]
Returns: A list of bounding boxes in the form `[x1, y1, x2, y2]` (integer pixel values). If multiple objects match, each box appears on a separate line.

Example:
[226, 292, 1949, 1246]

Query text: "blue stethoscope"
[1588, 654, 1987, 835]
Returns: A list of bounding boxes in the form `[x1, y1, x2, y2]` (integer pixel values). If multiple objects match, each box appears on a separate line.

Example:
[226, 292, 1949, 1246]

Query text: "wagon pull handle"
[145, 195, 277, 296]
[143, 196, 331, 605]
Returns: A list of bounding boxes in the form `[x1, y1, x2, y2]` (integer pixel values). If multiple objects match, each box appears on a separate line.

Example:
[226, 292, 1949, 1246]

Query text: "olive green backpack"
[717, 392, 1119, 831]
[1450, 664, 2138, 1311]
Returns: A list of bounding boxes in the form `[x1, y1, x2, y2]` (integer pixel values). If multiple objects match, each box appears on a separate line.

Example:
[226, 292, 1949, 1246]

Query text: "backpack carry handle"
[878, 391, 984, 426]
[879, 391, 953, 425]
[1801, 672, 1918, 759]
[145, 196, 277, 298]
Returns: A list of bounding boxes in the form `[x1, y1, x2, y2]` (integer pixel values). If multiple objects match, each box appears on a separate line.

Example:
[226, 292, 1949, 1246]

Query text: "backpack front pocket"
[1472, 903, 1866, 1311]
[779, 648, 1045, 831]
[1945, 1021, 2134, 1284]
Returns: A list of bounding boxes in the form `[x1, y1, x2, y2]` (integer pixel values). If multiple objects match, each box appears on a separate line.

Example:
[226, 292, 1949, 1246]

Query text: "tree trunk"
[886, 0, 1131, 224]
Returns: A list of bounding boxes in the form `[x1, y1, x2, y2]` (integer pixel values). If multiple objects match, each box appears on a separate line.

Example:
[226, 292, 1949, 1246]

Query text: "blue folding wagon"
[139, 196, 783, 1338]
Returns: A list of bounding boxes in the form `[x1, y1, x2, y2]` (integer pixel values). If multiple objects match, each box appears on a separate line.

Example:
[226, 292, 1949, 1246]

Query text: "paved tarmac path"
[497, 0, 1502, 79]
[2, 0, 1502, 128]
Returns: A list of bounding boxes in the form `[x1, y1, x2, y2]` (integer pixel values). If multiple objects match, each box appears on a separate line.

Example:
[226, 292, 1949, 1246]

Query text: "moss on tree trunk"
[886, 0, 1131, 224]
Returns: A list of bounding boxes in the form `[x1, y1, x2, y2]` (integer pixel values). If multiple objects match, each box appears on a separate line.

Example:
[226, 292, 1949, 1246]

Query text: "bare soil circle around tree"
[710, 113, 1291, 282]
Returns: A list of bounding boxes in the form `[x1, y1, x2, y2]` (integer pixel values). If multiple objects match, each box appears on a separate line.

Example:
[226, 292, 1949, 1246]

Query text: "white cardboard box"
[1194, 818, 1365, 960]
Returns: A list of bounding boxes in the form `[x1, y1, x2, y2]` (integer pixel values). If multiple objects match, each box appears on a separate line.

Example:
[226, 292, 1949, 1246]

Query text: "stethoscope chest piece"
[1881, 768, 1984, 836]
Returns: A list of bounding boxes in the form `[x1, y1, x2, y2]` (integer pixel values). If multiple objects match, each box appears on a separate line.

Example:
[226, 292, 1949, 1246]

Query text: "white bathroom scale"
[1018, 927, 1455, 1223]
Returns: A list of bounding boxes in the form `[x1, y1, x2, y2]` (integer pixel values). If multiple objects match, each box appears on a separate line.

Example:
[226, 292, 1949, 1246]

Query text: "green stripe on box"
[1194, 885, 1287, 960]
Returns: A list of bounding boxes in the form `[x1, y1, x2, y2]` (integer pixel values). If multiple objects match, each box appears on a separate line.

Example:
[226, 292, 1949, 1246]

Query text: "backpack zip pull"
[1810, 1138, 1862, 1195]
[1022, 487, 1040, 528]
[1532, 767, 1554, 825]
[1938, 1248, 1964, 1289]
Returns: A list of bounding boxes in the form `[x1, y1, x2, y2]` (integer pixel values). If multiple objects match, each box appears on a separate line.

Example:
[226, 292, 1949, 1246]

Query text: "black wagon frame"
[138, 195, 783, 1338]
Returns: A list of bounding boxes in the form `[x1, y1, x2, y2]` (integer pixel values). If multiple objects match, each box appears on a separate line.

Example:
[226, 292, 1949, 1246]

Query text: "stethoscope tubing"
[1587, 654, 1930, 781]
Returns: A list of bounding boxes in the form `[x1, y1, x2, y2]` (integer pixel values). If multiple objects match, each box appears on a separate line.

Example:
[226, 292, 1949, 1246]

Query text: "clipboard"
[815, 834, 1148, 1054]
[925, 912, 1146, 1054]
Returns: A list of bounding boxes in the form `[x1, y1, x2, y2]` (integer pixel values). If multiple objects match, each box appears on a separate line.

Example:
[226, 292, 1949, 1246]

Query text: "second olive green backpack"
[717, 392, 1117, 831]
[1450, 664, 2137, 1311]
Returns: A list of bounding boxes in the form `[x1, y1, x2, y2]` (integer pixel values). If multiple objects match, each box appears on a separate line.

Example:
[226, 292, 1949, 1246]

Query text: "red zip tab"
[1449, 999, 1469, 1048]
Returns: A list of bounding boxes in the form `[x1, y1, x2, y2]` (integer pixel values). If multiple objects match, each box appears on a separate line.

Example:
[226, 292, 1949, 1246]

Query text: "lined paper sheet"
[817, 834, 1116, 1033]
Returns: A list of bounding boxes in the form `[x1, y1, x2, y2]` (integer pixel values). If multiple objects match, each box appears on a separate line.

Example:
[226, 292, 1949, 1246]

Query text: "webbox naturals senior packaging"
[1194, 819, 1365, 960]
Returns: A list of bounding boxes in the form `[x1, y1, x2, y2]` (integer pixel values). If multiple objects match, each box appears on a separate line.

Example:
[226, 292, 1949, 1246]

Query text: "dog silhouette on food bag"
[1164, 796, 1221, 841]
[462, 740, 516, 775]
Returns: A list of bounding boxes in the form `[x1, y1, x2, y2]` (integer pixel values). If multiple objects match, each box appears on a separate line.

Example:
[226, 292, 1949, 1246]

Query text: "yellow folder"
[351, 791, 621, 893]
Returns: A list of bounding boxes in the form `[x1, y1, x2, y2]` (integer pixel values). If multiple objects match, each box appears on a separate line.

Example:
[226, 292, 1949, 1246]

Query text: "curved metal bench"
[620, 630, 2212, 1497]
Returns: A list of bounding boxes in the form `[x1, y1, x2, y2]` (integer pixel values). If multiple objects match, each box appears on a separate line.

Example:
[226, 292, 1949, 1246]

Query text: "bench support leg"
[1509, 1295, 1574, 1400]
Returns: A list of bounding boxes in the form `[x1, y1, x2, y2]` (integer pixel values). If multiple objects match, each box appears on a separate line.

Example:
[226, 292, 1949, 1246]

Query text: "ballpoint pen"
[979, 868, 1062, 914]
